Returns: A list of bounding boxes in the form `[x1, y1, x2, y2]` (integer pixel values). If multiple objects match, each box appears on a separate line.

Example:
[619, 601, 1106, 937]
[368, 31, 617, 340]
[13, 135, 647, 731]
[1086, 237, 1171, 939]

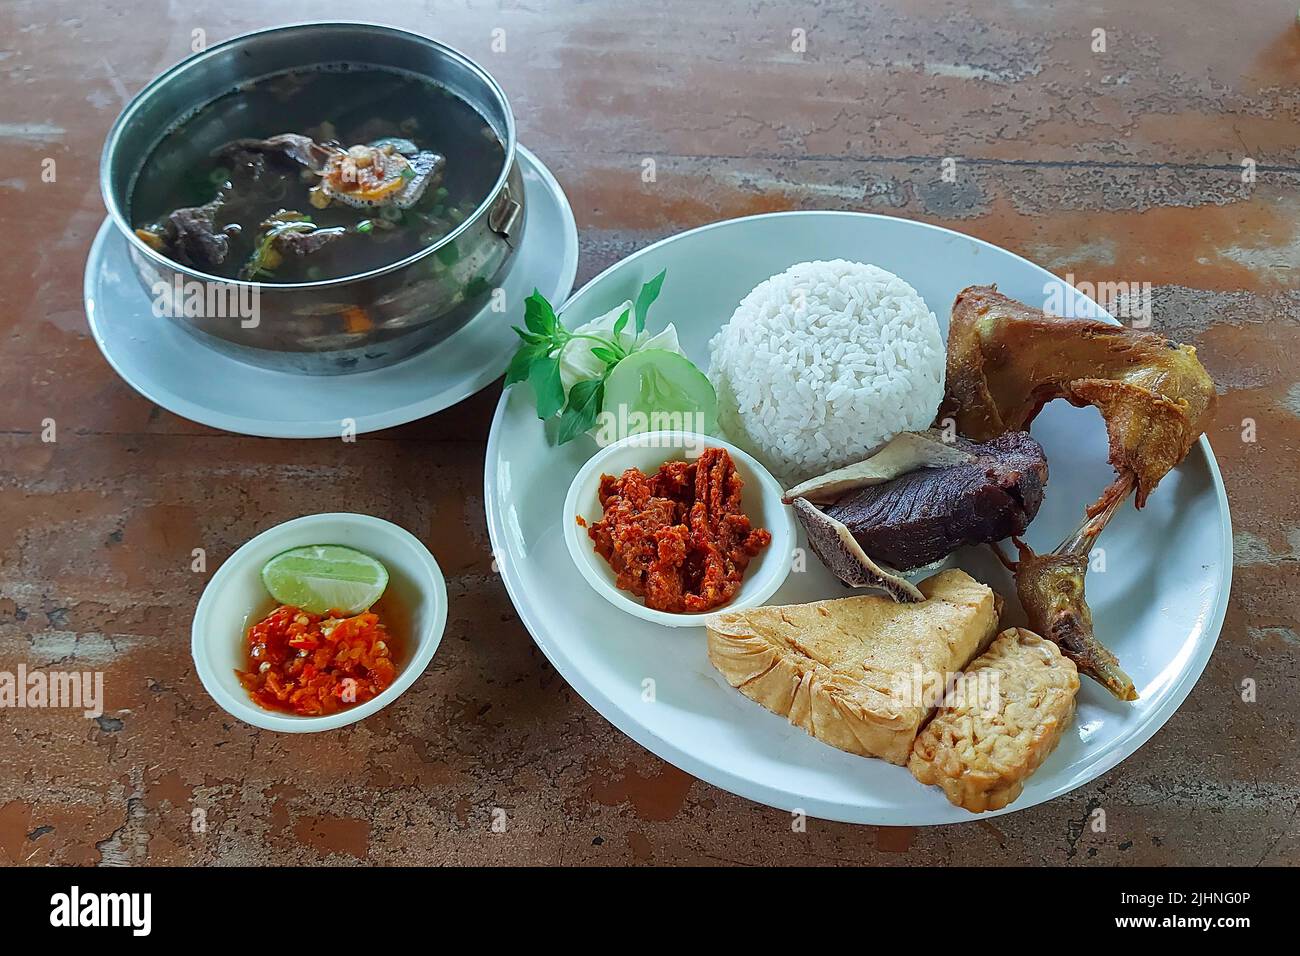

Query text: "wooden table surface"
[2, 0, 1297, 866]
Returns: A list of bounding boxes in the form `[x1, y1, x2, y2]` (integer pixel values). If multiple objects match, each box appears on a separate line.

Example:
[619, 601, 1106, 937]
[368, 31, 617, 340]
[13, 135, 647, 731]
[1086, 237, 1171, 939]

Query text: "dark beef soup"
[130, 66, 505, 282]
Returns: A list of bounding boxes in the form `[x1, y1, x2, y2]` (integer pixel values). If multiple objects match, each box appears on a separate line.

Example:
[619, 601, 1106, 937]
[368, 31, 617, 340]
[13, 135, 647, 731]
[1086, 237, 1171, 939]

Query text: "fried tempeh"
[909, 627, 1079, 813]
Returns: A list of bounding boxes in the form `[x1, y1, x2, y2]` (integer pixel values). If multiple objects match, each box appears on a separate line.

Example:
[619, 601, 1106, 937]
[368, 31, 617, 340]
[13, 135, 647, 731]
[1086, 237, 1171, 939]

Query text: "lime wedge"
[261, 545, 389, 615]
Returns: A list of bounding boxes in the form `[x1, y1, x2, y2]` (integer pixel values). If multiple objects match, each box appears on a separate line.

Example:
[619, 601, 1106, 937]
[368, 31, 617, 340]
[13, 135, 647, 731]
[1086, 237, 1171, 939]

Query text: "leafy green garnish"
[528, 353, 565, 420]
[558, 378, 604, 444]
[504, 270, 668, 444]
[523, 290, 559, 338]
[633, 271, 665, 335]
[504, 340, 548, 387]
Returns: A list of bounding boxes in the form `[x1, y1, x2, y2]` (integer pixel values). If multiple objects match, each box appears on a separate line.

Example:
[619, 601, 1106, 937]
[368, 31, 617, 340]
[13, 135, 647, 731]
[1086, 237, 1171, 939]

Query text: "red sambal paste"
[587, 446, 772, 613]
[236, 605, 398, 716]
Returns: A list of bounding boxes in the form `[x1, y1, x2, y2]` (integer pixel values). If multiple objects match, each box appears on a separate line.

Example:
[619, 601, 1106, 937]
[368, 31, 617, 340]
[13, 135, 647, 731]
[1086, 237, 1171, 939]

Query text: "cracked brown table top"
[2, 0, 1297, 866]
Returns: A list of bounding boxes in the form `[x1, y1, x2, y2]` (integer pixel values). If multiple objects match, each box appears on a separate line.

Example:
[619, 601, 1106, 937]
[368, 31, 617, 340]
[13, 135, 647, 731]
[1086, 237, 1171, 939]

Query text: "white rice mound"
[708, 259, 945, 485]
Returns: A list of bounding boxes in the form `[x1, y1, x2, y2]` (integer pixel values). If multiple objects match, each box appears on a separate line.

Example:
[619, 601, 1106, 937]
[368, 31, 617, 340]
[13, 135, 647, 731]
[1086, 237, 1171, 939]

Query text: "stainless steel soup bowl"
[100, 22, 525, 375]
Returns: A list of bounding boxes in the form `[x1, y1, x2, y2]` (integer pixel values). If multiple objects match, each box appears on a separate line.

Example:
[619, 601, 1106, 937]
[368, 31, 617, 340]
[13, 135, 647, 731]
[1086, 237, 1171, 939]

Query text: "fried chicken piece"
[942, 285, 1216, 509]
[1011, 475, 1137, 701]
[944, 286, 1216, 701]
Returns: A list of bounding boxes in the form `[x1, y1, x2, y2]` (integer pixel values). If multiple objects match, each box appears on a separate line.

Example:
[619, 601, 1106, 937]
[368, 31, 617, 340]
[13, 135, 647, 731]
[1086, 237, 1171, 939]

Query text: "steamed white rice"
[707, 259, 945, 485]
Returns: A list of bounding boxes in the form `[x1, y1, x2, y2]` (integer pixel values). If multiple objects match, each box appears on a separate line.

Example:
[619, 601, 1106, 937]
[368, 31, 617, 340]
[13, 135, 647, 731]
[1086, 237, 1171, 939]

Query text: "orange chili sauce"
[235, 598, 403, 717]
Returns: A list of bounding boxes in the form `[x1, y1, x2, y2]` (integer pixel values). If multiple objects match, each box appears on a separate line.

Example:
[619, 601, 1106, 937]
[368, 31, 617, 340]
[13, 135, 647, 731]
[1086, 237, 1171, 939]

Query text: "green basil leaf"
[524, 289, 558, 336]
[633, 269, 666, 335]
[529, 353, 565, 419]
[504, 341, 548, 387]
[512, 325, 547, 345]
[612, 307, 630, 337]
[557, 379, 603, 445]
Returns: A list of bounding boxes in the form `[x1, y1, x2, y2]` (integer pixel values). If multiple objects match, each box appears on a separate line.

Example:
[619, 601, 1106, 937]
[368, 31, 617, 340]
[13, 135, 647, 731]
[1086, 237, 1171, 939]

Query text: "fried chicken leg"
[1014, 475, 1137, 701]
[945, 286, 1216, 700]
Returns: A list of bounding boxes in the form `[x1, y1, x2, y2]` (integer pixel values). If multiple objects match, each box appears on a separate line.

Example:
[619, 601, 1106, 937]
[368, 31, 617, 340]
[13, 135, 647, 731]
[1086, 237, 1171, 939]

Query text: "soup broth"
[130, 66, 505, 282]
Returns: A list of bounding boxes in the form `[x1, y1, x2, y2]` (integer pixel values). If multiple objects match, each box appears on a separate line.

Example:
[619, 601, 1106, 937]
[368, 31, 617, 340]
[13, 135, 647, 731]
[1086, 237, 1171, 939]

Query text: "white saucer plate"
[484, 211, 1233, 825]
[84, 145, 577, 438]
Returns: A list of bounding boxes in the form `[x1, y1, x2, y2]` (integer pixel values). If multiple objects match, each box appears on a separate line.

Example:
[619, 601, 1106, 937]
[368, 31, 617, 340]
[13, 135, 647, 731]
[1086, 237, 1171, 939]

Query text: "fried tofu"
[908, 627, 1079, 813]
[706, 569, 1001, 765]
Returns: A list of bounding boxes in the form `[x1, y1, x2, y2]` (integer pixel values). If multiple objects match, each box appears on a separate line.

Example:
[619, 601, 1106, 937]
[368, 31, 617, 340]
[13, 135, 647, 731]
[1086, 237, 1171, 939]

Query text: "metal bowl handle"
[488, 184, 523, 246]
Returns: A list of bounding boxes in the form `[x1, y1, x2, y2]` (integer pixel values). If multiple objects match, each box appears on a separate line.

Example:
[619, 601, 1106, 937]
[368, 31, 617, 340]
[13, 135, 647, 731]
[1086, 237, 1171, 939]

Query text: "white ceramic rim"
[191, 512, 448, 732]
[83, 144, 577, 438]
[485, 209, 1234, 824]
[561, 430, 797, 628]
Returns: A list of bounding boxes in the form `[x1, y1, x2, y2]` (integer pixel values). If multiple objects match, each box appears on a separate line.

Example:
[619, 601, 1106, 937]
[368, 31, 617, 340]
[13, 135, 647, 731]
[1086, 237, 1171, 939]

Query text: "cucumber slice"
[602, 349, 718, 440]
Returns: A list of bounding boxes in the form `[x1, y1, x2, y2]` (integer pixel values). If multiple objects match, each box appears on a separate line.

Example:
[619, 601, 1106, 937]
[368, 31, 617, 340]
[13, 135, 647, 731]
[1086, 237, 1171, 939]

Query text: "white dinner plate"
[484, 211, 1232, 825]
[84, 145, 577, 438]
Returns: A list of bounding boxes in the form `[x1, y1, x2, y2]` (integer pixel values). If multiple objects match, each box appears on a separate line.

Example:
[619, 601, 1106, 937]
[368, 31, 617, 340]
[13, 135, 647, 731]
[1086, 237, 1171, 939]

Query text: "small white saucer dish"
[191, 512, 447, 732]
[84, 145, 577, 438]
[563, 431, 797, 628]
